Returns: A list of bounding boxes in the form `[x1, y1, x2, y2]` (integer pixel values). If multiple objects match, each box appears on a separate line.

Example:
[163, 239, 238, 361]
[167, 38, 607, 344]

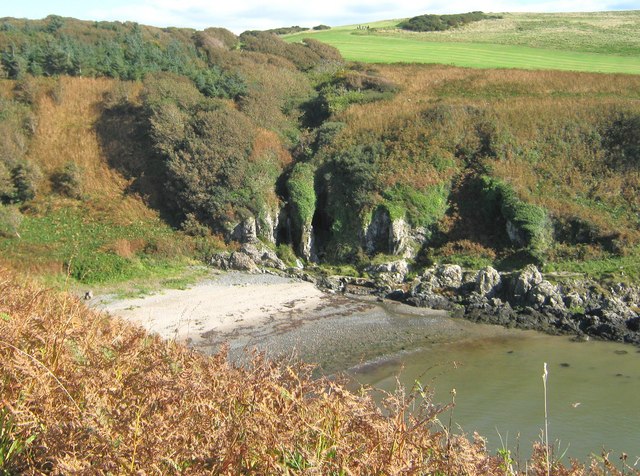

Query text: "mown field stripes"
[285, 30, 640, 74]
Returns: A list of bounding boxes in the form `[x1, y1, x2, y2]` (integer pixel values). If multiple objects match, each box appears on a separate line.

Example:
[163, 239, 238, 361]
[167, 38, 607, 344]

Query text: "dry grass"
[332, 65, 640, 250]
[250, 128, 293, 166]
[25, 76, 155, 223]
[0, 270, 637, 474]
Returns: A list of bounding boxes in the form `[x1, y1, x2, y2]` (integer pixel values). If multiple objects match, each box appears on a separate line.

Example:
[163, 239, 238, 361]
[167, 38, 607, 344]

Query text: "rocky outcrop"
[320, 261, 640, 345]
[364, 208, 424, 258]
[364, 207, 392, 255]
[365, 259, 409, 284]
[256, 212, 279, 245]
[389, 219, 411, 257]
[476, 266, 502, 297]
[210, 243, 287, 272]
[231, 218, 259, 244]
[299, 223, 316, 262]
[506, 220, 527, 247]
[230, 210, 282, 246]
[513, 264, 543, 300]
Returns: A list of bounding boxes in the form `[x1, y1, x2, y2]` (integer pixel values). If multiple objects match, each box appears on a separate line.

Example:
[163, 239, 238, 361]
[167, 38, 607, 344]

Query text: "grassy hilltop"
[284, 11, 640, 74]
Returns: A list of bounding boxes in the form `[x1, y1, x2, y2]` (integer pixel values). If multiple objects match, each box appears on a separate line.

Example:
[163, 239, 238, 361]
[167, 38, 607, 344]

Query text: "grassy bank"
[0, 270, 634, 474]
[0, 76, 227, 290]
[284, 11, 640, 74]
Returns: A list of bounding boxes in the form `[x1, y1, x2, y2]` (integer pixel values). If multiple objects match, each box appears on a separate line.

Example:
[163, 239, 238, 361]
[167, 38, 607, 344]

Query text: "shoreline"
[95, 271, 332, 347]
[93, 268, 554, 373]
[94, 258, 640, 361]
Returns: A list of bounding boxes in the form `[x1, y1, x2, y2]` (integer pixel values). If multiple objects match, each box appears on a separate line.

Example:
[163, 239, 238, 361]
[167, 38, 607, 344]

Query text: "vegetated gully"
[203, 292, 640, 463]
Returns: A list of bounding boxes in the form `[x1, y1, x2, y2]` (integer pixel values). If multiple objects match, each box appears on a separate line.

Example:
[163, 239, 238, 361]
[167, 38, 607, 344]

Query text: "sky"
[1, 0, 636, 33]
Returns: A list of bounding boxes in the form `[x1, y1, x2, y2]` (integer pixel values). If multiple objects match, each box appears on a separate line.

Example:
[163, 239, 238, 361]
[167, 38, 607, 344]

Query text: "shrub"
[276, 243, 298, 267]
[301, 38, 342, 63]
[265, 26, 309, 35]
[197, 27, 239, 50]
[0, 205, 22, 237]
[234, 52, 314, 133]
[9, 161, 41, 203]
[143, 74, 260, 228]
[50, 162, 83, 199]
[398, 12, 498, 32]
[0, 162, 15, 203]
[602, 110, 640, 171]
[239, 31, 341, 71]
[480, 176, 552, 258]
[102, 81, 137, 109]
[381, 183, 449, 229]
[287, 162, 316, 236]
[14, 76, 43, 105]
[180, 213, 211, 237]
[314, 121, 345, 151]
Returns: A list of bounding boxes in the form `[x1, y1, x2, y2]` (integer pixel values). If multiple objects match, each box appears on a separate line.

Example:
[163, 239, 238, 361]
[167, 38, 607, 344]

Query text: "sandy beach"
[95, 271, 337, 346]
[94, 270, 489, 372]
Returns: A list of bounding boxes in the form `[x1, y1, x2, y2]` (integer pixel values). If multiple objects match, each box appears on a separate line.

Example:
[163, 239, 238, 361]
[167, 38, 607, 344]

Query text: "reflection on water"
[351, 332, 640, 462]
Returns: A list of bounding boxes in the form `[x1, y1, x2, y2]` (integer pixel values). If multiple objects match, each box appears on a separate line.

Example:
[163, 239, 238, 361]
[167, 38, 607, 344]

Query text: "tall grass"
[0, 270, 637, 474]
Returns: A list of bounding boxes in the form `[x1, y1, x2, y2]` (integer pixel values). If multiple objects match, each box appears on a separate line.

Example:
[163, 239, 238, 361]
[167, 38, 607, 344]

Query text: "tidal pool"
[349, 322, 640, 463]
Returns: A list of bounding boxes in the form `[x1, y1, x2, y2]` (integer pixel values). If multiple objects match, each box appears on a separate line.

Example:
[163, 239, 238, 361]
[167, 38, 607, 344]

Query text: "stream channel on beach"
[207, 292, 640, 463]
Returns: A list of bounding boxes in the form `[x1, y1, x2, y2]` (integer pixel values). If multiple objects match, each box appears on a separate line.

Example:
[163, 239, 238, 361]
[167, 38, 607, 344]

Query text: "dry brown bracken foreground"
[0, 269, 635, 475]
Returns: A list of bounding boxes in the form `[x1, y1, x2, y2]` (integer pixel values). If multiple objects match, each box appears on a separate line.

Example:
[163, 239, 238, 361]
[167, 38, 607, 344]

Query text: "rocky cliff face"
[364, 207, 426, 258]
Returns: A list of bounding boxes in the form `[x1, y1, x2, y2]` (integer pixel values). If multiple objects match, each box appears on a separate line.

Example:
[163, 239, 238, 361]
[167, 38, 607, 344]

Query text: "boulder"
[528, 280, 564, 308]
[599, 297, 636, 321]
[419, 269, 440, 292]
[240, 243, 287, 270]
[437, 264, 463, 288]
[563, 291, 585, 311]
[318, 275, 345, 292]
[626, 316, 640, 332]
[475, 266, 501, 297]
[228, 251, 258, 272]
[420, 264, 463, 291]
[513, 264, 543, 300]
[210, 252, 231, 270]
[366, 259, 409, 283]
[406, 291, 455, 310]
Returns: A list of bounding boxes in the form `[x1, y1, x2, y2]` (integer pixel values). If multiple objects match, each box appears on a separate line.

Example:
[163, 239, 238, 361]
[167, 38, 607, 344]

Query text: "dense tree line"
[0, 16, 244, 98]
[398, 12, 500, 32]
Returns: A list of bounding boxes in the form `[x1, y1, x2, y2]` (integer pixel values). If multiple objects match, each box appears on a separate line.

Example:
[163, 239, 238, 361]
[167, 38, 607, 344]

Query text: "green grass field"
[285, 11, 640, 74]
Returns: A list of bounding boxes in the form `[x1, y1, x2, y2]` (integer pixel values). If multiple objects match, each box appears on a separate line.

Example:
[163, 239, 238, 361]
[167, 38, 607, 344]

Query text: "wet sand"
[95, 270, 522, 372]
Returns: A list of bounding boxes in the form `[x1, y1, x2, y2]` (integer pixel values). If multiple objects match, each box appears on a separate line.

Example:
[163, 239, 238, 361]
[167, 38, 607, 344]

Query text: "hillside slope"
[0, 16, 639, 286]
[0, 76, 197, 285]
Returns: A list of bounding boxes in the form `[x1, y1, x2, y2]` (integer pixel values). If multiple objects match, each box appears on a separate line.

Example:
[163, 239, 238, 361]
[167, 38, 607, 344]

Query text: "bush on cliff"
[287, 161, 316, 233]
[480, 176, 552, 260]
